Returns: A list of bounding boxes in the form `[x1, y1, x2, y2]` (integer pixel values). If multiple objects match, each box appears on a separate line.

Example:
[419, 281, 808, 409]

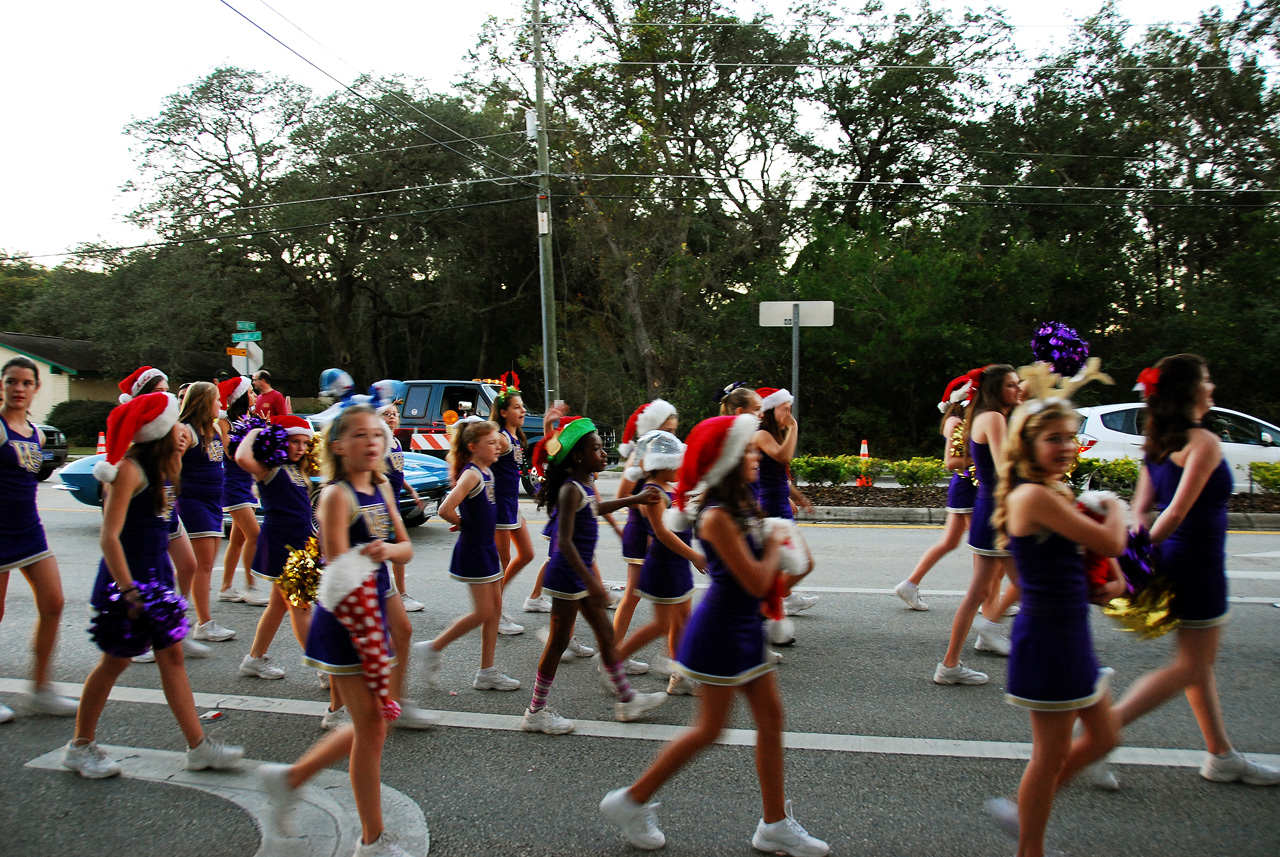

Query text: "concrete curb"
[801, 506, 1280, 531]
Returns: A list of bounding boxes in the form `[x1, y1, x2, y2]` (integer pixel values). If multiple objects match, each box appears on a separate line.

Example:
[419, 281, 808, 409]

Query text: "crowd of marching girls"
[2, 332, 1278, 857]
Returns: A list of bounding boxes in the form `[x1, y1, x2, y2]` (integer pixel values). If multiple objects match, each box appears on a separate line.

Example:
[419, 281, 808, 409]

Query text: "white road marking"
[8, 679, 1276, 772]
[24, 743, 429, 857]
[1234, 550, 1280, 558]
[669, 583, 1280, 602]
[1226, 570, 1280, 580]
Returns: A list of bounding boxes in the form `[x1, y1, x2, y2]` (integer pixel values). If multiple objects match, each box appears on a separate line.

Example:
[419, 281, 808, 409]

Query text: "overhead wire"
[569, 191, 1274, 209]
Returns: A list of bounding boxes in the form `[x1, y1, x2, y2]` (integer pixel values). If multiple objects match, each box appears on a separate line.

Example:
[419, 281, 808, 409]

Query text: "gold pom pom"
[279, 537, 322, 608]
[1103, 577, 1181, 640]
[301, 434, 326, 477]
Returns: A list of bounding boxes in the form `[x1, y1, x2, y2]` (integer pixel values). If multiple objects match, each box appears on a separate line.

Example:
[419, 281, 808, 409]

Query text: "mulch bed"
[802, 485, 1280, 514]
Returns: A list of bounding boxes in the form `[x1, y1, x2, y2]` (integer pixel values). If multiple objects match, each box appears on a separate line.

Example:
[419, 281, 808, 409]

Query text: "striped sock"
[529, 670, 554, 713]
[605, 660, 634, 702]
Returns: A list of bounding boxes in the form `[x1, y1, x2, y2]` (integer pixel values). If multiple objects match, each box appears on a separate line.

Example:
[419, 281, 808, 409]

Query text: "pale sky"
[0, 0, 1239, 263]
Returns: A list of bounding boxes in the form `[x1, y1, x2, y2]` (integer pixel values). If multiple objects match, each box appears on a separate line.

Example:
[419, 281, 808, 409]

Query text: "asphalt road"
[2, 478, 1278, 857]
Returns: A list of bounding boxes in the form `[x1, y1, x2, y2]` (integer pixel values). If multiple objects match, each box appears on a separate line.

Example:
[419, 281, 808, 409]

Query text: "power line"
[542, 59, 1267, 73]
[571, 191, 1274, 209]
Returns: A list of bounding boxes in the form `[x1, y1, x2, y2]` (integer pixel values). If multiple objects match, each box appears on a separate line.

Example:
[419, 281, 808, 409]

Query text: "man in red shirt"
[252, 370, 290, 419]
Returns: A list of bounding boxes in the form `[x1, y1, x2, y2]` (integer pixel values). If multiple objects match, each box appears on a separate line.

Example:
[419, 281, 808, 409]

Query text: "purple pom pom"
[1117, 527, 1156, 594]
[1031, 322, 1089, 377]
[252, 423, 290, 468]
[227, 414, 268, 453]
[89, 580, 190, 658]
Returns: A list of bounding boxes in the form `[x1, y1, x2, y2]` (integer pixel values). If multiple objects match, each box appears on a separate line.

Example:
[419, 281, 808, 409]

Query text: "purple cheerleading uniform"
[251, 463, 314, 581]
[1006, 529, 1112, 710]
[756, 451, 793, 519]
[176, 424, 225, 539]
[448, 463, 502, 584]
[90, 473, 181, 652]
[0, 419, 52, 571]
[222, 450, 258, 511]
[636, 488, 695, 604]
[945, 470, 977, 514]
[1147, 453, 1232, 627]
[967, 440, 1009, 557]
[620, 481, 649, 563]
[385, 438, 406, 507]
[542, 478, 599, 601]
[303, 483, 396, 675]
[675, 505, 773, 686]
[492, 429, 523, 530]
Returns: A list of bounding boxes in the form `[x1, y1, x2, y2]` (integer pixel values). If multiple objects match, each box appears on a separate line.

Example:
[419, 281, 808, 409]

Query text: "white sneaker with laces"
[413, 641, 443, 687]
[1004, 603, 1021, 617]
[185, 737, 244, 770]
[182, 636, 211, 658]
[258, 762, 299, 837]
[318, 670, 330, 689]
[933, 661, 989, 685]
[192, 620, 236, 642]
[600, 787, 665, 850]
[783, 592, 820, 615]
[62, 740, 121, 779]
[217, 587, 244, 603]
[240, 586, 270, 606]
[616, 691, 667, 722]
[1084, 757, 1120, 790]
[769, 650, 784, 665]
[394, 700, 441, 730]
[239, 655, 286, 680]
[974, 619, 1011, 656]
[521, 706, 575, 734]
[400, 593, 425, 612]
[321, 705, 351, 730]
[498, 613, 525, 635]
[352, 832, 414, 857]
[751, 800, 829, 856]
[564, 636, 595, 659]
[623, 658, 649, 676]
[0, 703, 13, 723]
[893, 580, 929, 611]
[132, 649, 156, 663]
[666, 674, 698, 696]
[1201, 750, 1280, 785]
[523, 594, 552, 613]
[473, 668, 521, 691]
[30, 684, 78, 716]
[983, 796, 1019, 840]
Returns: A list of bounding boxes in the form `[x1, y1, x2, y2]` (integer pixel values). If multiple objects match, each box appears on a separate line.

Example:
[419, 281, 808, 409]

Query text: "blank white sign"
[759, 300, 835, 327]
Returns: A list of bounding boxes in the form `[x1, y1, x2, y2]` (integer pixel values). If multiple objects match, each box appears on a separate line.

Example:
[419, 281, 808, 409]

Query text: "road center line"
[7, 678, 1273, 771]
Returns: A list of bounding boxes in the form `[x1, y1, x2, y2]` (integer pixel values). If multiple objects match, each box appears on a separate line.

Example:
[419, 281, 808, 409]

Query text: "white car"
[1076, 403, 1280, 493]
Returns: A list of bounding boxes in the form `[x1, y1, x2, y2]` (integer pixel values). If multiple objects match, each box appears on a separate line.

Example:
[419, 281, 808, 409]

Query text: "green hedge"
[791, 454, 932, 487]
[889, 457, 952, 488]
[1251, 462, 1280, 493]
[1067, 458, 1140, 496]
[46, 400, 117, 447]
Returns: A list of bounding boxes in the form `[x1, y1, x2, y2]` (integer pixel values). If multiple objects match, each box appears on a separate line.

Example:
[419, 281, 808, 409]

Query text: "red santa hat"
[272, 415, 313, 437]
[93, 392, 181, 483]
[218, 376, 252, 410]
[617, 398, 677, 458]
[756, 388, 793, 412]
[938, 368, 984, 413]
[665, 414, 759, 530]
[117, 366, 167, 404]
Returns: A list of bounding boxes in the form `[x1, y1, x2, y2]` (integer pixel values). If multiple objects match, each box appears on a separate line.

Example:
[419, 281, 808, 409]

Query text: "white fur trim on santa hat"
[759, 388, 793, 412]
[92, 459, 120, 483]
[1077, 489, 1127, 515]
[119, 367, 167, 404]
[665, 414, 758, 531]
[135, 395, 181, 444]
[624, 463, 645, 482]
[317, 548, 379, 611]
[636, 399, 677, 438]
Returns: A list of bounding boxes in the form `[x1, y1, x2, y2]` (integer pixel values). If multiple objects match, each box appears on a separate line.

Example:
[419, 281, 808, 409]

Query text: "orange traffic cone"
[856, 439, 871, 486]
[96, 432, 107, 454]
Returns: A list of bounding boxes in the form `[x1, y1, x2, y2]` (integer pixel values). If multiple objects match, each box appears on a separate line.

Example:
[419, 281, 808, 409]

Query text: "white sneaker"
[974, 620, 1011, 656]
[240, 586, 270, 607]
[394, 700, 441, 730]
[1084, 757, 1120, 790]
[933, 661, 989, 685]
[983, 796, 1019, 841]
[593, 654, 621, 696]
[783, 592, 820, 615]
[182, 637, 211, 658]
[62, 740, 121, 779]
[132, 649, 156, 664]
[239, 655, 286, 680]
[30, 684, 78, 716]
[0, 703, 13, 723]
[523, 594, 552, 613]
[607, 590, 623, 610]
[893, 580, 929, 611]
[666, 674, 698, 696]
[353, 832, 414, 857]
[769, 650, 784, 665]
[521, 706, 575, 734]
[623, 657, 649, 676]
[185, 737, 244, 770]
[600, 787, 665, 850]
[1004, 603, 1021, 618]
[318, 670, 330, 689]
[258, 762, 299, 837]
[616, 691, 667, 722]
[650, 657, 676, 677]
[400, 593, 425, 612]
[192, 620, 236, 642]
[565, 636, 595, 659]
[1201, 750, 1280, 785]
[217, 587, 245, 603]
[413, 641, 443, 687]
[321, 705, 351, 730]
[751, 800, 829, 856]
[498, 612, 525, 635]
[473, 668, 521, 691]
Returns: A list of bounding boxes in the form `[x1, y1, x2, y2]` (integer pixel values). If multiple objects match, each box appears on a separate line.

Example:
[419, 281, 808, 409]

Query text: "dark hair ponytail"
[1144, 354, 1208, 461]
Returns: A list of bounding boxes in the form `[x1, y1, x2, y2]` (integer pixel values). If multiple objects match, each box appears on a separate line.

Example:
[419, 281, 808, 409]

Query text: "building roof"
[0, 331, 232, 382]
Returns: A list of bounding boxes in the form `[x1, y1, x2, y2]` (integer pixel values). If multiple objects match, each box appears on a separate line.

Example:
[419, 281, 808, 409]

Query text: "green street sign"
[236, 321, 256, 331]
[231, 331, 262, 342]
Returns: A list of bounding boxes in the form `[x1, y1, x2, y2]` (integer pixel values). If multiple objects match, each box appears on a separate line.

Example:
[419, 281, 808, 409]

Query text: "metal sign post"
[758, 300, 835, 419]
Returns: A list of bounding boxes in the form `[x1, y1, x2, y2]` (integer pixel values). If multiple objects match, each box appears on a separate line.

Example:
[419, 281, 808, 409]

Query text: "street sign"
[231, 331, 262, 342]
[758, 301, 834, 327]
[230, 341, 264, 376]
[226, 347, 248, 357]
[236, 321, 256, 331]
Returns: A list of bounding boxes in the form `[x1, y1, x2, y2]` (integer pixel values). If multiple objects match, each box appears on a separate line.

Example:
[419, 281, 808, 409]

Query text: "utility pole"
[532, 0, 559, 411]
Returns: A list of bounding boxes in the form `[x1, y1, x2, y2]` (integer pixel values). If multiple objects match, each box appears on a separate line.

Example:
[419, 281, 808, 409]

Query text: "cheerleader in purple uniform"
[414, 418, 521, 691]
[895, 369, 983, 611]
[261, 404, 420, 856]
[517, 417, 666, 734]
[980, 397, 1127, 856]
[175, 381, 236, 643]
[613, 430, 705, 695]
[378, 400, 427, 612]
[61, 392, 243, 779]
[611, 399, 678, 646]
[935, 364, 1021, 685]
[1084, 355, 1280, 789]
[601, 415, 827, 856]
[0, 357, 78, 722]
[217, 375, 268, 606]
[483, 375, 535, 633]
